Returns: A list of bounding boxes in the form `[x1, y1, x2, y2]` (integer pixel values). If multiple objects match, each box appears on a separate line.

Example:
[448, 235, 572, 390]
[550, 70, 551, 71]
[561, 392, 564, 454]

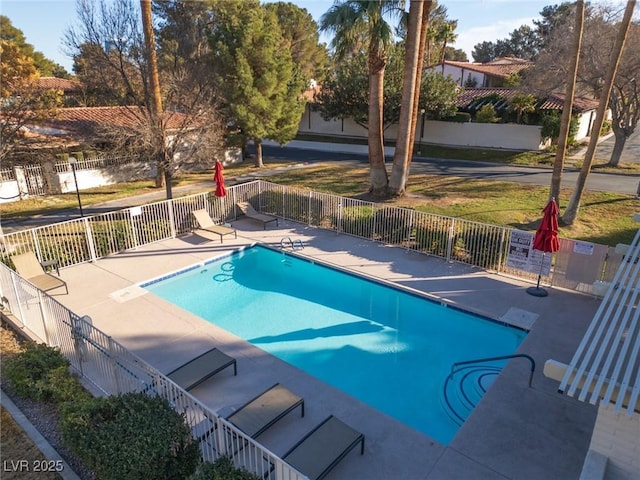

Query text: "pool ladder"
[280, 237, 304, 250]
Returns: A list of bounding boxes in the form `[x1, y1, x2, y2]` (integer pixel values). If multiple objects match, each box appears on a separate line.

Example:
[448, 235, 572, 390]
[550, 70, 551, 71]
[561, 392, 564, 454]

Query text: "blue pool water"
[144, 245, 526, 444]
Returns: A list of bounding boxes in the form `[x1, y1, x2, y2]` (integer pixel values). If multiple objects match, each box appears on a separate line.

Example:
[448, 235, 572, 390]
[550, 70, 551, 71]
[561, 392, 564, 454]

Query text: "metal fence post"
[108, 336, 122, 394]
[168, 199, 177, 238]
[36, 291, 51, 345]
[83, 218, 98, 262]
[308, 191, 312, 226]
[446, 218, 456, 263]
[10, 273, 27, 329]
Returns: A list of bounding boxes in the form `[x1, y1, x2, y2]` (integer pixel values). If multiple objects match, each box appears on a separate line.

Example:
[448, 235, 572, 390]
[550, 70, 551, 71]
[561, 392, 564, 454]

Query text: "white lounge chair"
[236, 201, 278, 229]
[192, 209, 237, 243]
[11, 251, 68, 294]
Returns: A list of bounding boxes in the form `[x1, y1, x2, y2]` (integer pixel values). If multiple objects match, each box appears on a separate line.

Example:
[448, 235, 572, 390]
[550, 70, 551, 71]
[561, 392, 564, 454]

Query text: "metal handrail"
[450, 354, 536, 387]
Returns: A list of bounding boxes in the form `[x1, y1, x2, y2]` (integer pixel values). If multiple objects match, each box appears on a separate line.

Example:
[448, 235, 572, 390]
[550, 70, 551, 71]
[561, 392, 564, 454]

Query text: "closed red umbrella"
[214, 160, 226, 197]
[527, 198, 560, 297]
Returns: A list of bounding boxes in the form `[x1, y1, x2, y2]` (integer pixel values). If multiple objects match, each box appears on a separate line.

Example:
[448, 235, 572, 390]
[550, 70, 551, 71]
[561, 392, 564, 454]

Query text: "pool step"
[441, 364, 502, 427]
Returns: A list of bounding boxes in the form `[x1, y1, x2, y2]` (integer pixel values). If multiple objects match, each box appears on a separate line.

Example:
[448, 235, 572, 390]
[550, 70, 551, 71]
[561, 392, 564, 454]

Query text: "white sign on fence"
[506, 230, 552, 276]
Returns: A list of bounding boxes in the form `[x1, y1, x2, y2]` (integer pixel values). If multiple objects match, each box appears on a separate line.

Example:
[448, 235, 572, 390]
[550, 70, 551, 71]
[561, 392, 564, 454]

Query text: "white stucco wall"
[299, 109, 545, 151]
[0, 181, 21, 204]
[435, 64, 485, 87]
[420, 120, 544, 150]
[587, 403, 640, 480]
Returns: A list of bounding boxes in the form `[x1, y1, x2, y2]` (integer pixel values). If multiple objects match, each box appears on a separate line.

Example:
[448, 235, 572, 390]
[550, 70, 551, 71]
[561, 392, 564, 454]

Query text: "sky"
[0, 0, 552, 73]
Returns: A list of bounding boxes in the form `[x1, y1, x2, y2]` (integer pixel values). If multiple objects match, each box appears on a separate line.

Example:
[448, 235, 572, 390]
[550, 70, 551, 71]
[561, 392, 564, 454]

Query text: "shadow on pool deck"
[56, 220, 599, 480]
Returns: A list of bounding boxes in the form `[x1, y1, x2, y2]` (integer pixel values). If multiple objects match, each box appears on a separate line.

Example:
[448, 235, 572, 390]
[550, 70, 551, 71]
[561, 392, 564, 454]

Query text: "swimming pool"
[144, 245, 526, 444]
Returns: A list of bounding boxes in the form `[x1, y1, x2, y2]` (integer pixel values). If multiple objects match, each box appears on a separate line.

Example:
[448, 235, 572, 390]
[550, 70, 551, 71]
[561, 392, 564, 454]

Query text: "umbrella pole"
[527, 252, 549, 297]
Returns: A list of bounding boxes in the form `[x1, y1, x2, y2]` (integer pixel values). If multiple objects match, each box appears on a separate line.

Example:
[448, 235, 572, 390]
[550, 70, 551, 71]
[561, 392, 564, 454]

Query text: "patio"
[52, 218, 599, 480]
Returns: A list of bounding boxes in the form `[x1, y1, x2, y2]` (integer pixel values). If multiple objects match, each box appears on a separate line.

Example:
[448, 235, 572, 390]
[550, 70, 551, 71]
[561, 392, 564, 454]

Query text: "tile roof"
[40, 106, 188, 136]
[456, 88, 599, 113]
[538, 93, 600, 112]
[35, 77, 83, 92]
[441, 58, 534, 79]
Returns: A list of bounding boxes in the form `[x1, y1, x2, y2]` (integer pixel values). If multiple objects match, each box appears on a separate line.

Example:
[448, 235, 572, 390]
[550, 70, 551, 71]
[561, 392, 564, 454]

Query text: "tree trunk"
[563, 0, 636, 225]
[388, 0, 424, 197]
[608, 127, 627, 166]
[550, 0, 584, 203]
[406, 3, 432, 168]
[254, 139, 264, 168]
[367, 64, 388, 196]
[140, 0, 167, 194]
[607, 82, 639, 166]
[163, 155, 173, 200]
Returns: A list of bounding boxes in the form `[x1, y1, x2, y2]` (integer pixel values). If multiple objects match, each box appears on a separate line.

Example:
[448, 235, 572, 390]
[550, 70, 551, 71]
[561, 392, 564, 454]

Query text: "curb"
[0, 389, 82, 480]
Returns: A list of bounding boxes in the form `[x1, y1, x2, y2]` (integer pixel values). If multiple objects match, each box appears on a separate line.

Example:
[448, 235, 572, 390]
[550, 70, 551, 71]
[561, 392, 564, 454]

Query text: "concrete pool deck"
[54, 219, 599, 480]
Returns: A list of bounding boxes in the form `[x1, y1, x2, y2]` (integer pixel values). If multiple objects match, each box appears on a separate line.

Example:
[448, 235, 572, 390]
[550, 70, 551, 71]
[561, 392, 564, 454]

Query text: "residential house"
[433, 57, 533, 88]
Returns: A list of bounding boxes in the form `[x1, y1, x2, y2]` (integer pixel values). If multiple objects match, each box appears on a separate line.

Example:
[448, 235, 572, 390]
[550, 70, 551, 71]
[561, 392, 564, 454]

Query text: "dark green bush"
[46, 366, 92, 404]
[338, 206, 374, 238]
[451, 229, 506, 270]
[415, 219, 451, 257]
[61, 392, 200, 480]
[374, 207, 411, 244]
[189, 457, 259, 480]
[4, 343, 69, 401]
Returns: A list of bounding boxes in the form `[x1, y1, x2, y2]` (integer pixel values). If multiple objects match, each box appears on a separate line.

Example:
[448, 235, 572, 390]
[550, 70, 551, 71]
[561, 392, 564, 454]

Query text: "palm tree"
[550, 0, 584, 203]
[320, 0, 404, 196]
[389, 0, 432, 196]
[140, 0, 168, 195]
[563, 0, 636, 225]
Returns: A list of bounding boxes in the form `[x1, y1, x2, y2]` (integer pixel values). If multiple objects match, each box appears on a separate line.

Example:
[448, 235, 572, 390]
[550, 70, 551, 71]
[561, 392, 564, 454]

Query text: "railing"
[450, 354, 536, 388]
[0, 262, 306, 480]
[0, 180, 622, 294]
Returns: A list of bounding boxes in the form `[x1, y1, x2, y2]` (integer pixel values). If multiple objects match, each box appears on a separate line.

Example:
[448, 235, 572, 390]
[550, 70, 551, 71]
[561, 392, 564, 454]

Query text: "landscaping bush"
[414, 218, 451, 257]
[374, 207, 411, 244]
[338, 205, 374, 238]
[189, 457, 259, 480]
[61, 392, 200, 480]
[4, 343, 69, 401]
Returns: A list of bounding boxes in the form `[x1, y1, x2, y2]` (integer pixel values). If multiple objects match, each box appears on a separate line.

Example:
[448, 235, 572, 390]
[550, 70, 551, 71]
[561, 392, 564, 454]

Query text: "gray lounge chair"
[192, 209, 237, 243]
[236, 201, 278, 229]
[167, 347, 236, 391]
[11, 251, 68, 294]
[226, 383, 304, 438]
[282, 415, 365, 480]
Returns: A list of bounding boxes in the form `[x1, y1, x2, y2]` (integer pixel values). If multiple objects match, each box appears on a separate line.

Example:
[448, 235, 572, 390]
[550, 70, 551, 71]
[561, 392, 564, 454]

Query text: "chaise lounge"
[11, 251, 68, 294]
[236, 201, 278, 229]
[281, 415, 365, 480]
[226, 383, 304, 439]
[167, 347, 236, 391]
[192, 209, 237, 243]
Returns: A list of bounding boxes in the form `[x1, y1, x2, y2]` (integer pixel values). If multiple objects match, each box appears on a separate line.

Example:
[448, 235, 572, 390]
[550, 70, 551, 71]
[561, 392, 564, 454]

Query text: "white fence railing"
[0, 180, 623, 295]
[0, 263, 306, 480]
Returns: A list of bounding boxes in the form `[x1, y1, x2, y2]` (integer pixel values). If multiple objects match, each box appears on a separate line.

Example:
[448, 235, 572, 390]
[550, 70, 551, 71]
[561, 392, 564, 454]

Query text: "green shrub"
[4, 343, 69, 401]
[339, 206, 374, 238]
[450, 112, 471, 123]
[451, 229, 506, 270]
[46, 366, 92, 404]
[374, 207, 410, 244]
[70, 151, 84, 162]
[414, 218, 451, 257]
[61, 392, 200, 480]
[189, 457, 259, 480]
[475, 104, 498, 123]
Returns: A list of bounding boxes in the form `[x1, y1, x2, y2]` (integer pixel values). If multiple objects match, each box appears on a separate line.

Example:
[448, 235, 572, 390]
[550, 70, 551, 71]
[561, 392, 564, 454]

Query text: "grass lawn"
[1, 158, 637, 247]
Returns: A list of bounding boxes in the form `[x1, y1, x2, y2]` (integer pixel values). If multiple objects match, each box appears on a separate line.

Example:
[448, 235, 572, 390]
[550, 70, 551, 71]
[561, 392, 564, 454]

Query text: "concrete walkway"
[52, 219, 600, 480]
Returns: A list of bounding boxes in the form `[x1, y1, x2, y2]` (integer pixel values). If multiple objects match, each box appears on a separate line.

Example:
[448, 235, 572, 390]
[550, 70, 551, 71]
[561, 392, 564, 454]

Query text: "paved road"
[259, 141, 640, 195]
[594, 130, 640, 164]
